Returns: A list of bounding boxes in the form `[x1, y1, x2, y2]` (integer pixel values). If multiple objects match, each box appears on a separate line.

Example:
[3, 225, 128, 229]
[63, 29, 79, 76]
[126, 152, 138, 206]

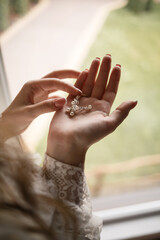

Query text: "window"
[0, 46, 10, 112]
[1, 1, 160, 239]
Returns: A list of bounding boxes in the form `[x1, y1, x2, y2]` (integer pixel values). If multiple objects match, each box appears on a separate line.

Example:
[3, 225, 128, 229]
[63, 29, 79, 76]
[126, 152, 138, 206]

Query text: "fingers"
[74, 70, 89, 90]
[103, 65, 121, 104]
[42, 69, 80, 79]
[29, 97, 66, 118]
[91, 55, 111, 99]
[107, 100, 138, 132]
[26, 79, 82, 98]
[82, 58, 100, 96]
[67, 70, 88, 100]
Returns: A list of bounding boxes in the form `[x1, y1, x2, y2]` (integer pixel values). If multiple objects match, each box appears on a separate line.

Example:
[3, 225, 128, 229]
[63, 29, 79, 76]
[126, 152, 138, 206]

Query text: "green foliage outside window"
[30, 0, 39, 3]
[12, 0, 29, 15]
[127, 0, 153, 13]
[0, 0, 40, 32]
[0, 0, 10, 31]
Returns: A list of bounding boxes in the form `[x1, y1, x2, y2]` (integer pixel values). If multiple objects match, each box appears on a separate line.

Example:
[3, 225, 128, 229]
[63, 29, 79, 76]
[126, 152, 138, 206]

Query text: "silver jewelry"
[65, 95, 92, 117]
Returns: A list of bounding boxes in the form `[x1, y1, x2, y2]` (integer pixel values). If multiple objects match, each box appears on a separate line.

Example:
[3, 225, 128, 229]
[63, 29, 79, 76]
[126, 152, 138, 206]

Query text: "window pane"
[1, 0, 160, 208]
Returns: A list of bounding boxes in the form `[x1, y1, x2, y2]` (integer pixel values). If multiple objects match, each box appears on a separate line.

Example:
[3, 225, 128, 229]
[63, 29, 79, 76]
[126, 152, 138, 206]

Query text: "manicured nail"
[76, 88, 82, 94]
[96, 57, 100, 60]
[55, 98, 66, 108]
[106, 54, 111, 56]
[116, 64, 121, 68]
[131, 100, 138, 108]
[133, 100, 138, 104]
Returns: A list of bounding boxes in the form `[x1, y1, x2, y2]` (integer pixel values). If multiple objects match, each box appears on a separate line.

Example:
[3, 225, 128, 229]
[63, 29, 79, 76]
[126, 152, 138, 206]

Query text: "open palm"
[47, 55, 137, 165]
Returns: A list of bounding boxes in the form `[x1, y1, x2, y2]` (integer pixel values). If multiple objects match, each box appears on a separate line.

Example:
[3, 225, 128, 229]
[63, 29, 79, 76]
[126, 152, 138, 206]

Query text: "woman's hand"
[47, 56, 137, 167]
[0, 70, 81, 142]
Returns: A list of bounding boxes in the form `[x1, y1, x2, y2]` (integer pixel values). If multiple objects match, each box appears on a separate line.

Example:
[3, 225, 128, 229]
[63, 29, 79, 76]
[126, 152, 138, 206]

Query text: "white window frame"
[0, 45, 23, 148]
[0, 46, 11, 110]
[95, 201, 160, 240]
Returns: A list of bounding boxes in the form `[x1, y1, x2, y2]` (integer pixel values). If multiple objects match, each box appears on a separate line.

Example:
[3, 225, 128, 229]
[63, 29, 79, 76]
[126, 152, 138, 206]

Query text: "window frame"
[0, 45, 11, 109]
[0, 45, 24, 148]
[95, 200, 160, 240]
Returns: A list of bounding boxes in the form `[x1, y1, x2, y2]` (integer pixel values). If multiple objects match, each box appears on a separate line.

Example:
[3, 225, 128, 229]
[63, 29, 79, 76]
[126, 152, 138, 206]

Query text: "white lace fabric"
[42, 154, 102, 240]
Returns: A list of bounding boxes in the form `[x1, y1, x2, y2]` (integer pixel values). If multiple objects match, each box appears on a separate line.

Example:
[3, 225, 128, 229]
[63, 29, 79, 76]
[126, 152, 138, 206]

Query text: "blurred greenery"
[0, 0, 40, 31]
[12, 0, 29, 15]
[0, 0, 10, 31]
[127, 0, 153, 13]
[36, 4, 160, 189]
[81, 4, 160, 170]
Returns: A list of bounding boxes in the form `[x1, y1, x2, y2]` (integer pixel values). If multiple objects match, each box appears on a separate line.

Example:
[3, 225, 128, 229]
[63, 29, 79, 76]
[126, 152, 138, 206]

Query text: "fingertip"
[105, 54, 112, 62]
[93, 57, 101, 64]
[82, 69, 89, 78]
[72, 87, 82, 96]
[114, 65, 121, 72]
[131, 100, 138, 109]
[83, 69, 89, 75]
[76, 88, 82, 94]
[54, 98, 66, 108]
[91, 58, 101, 68]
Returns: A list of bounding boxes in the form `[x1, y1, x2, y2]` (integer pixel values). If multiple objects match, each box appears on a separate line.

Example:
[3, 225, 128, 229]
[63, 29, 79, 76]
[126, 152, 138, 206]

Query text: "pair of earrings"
[65, 95, 92, 117]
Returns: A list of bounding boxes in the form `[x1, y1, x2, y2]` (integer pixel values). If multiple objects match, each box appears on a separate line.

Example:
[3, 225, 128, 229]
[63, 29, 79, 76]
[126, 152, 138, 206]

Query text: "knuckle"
[116, 108, 122, 114]
[117, 108, 129, 118]
[24, 80, 35, 89]
[109, 120, 117, 131]
[106, 120, 116, 133]
[24, 81, 39, 104]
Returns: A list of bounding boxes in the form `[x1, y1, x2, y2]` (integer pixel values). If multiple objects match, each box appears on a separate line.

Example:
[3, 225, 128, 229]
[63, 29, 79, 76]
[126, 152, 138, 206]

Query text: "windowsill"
[94, 200, 160, 240]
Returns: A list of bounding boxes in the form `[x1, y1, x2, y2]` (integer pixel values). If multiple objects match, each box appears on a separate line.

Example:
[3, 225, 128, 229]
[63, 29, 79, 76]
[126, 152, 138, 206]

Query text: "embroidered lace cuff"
[42, 154, 102, 240]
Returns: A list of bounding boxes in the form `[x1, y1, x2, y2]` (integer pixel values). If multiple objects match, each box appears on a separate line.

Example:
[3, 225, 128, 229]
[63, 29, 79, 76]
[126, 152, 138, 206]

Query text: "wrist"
[46, 133, 87, 168]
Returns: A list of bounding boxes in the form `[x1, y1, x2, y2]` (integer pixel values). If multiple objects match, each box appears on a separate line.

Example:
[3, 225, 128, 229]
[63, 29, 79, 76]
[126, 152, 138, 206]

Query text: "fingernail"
[133, 100, 138, 104]
[76, 88, 82, 94]
[96, 57, 100, 60]
[54, 98, 66, 108]
[85, 68, 89, 71]
[131, 100, 138, 108]
[116, 64, 121, 68]
[106, 54, 111, 56]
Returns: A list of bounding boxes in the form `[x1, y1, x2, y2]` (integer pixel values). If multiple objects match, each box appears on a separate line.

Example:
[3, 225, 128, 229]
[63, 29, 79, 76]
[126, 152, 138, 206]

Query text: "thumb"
[30, 97, 66, 117]
[107, 100, 138, 131]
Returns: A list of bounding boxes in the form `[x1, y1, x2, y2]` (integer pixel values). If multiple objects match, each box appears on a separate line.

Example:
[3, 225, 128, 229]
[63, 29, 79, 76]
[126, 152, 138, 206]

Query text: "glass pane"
[83, 2, 160, 207]
[0, 47, 10, 112]
[1, 0, 160, 208]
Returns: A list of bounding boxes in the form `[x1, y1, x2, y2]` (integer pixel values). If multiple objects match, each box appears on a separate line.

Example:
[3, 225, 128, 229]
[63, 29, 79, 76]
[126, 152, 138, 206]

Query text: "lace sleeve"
[42, 154, 102, 240]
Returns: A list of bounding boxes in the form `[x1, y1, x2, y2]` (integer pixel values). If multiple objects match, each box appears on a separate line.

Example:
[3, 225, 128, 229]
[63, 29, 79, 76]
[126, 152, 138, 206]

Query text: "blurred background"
[0, 0, 160, 210]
